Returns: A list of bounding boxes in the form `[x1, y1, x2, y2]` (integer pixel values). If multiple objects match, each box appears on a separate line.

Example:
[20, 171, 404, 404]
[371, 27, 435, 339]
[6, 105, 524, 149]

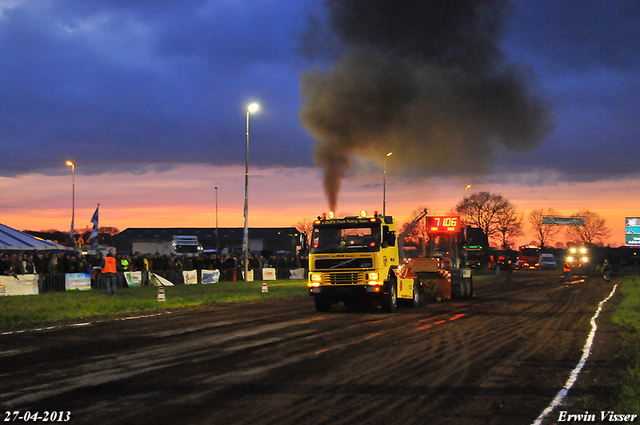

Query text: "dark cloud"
[0, 1, 312, 177]
[0, 0, 637, 191]
[506, 0, 640, 72]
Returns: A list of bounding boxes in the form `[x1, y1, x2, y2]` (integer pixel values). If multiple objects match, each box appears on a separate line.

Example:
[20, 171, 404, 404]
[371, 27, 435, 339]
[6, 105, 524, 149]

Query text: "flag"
[89, 204, 99, 248]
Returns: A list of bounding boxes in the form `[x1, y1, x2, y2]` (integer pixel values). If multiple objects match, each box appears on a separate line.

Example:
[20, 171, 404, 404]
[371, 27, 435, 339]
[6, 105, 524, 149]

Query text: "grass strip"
[611, 276, 640, 414]
[0, 280, 309, 331]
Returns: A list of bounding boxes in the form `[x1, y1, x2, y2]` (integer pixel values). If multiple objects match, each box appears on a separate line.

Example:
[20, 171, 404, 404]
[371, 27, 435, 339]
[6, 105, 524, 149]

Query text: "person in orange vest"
[101, 252, 118, 295]
[563, 261, 572, 282]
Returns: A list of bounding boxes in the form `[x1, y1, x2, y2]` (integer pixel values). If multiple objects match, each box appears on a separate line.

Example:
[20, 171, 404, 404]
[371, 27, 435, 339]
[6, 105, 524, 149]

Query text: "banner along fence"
[1, 267, 308, 296]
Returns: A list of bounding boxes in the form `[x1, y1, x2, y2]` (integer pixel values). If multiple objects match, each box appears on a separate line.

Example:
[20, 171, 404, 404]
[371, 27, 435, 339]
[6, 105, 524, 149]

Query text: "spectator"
[101, 252, 118, 295]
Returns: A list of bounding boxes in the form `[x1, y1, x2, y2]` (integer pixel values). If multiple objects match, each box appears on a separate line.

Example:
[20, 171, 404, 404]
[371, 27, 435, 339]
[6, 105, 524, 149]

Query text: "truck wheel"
[410, 278, 420, 308]
[381, 279, 397, 313]
[314, 295, 332, 312]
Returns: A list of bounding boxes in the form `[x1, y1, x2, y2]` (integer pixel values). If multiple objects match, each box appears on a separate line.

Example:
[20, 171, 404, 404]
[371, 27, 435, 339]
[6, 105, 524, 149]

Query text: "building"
[112, 227, 305, 255]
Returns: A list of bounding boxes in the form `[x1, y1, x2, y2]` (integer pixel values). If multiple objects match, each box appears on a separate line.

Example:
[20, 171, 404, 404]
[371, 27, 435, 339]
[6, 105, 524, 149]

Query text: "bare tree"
[528, 208, 561, 248]
[99, 226, 120, 236]
[294, 218, 314, 245]
[495, 207, 524, 249]
[455, 192, 510, 241]
[565, 209, 611, 245]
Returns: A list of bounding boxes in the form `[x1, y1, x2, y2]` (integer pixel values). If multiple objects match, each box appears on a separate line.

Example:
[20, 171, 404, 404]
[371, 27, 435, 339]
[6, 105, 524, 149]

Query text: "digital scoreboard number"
[427, 216, 460, 234]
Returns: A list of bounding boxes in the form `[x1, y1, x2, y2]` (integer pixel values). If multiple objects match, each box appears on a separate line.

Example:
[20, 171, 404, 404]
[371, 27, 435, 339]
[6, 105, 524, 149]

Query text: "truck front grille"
[327, 272, 364, 285]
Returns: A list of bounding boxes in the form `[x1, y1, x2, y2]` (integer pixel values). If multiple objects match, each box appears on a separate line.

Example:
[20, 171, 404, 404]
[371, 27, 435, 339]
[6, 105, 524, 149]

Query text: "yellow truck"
[307, 211, 473, 312]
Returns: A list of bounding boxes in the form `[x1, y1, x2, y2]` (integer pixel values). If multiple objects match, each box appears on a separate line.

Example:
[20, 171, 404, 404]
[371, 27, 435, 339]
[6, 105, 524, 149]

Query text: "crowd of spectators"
[0, 250, 308, 285]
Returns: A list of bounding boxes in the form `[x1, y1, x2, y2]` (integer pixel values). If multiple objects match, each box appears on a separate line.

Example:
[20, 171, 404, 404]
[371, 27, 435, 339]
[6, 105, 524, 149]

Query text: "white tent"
[0, 223, 69, 251]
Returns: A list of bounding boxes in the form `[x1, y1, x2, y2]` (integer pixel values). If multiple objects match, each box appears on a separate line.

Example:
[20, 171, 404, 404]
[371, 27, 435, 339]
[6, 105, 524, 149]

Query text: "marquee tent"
[0, 223, 68, 251]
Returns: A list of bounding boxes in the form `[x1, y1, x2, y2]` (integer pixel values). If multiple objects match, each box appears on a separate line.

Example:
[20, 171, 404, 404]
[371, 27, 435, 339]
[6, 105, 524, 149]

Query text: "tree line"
[401, 191, 611, 249]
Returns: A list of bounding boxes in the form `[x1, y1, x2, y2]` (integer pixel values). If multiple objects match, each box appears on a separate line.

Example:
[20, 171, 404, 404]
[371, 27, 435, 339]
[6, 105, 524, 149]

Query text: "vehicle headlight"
[582, 257, 589, 263]
[308, 273, 322, 287]
[367, 272, 381, 286]
[567, 256, 574, 262]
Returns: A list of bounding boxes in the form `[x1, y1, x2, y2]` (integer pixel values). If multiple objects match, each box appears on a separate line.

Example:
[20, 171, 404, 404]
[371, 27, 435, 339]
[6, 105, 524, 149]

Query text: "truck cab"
[172, 235, 203, 255]
[307, 212, 415, 312]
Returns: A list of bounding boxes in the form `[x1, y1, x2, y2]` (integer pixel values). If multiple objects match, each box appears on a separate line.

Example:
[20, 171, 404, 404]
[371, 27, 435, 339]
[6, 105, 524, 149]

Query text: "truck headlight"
[366, 272, 381, 286]
[308, 273, 322, 287]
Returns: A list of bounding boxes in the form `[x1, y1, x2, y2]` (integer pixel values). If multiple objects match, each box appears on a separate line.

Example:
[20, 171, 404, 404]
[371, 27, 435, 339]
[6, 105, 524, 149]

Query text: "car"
[539, 253, 557, 270]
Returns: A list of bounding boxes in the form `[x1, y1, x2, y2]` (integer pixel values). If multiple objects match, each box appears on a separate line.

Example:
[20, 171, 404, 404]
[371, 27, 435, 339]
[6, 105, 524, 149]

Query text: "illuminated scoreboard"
[427, 216, 461, 234]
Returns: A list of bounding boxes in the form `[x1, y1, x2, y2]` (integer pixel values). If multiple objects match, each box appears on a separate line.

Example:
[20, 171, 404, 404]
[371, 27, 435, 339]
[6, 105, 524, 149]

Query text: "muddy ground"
[0, 273, 628, 425]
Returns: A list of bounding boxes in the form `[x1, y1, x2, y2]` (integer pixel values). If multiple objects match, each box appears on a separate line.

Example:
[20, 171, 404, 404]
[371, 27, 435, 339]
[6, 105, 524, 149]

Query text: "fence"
[1, 267, 309, 296]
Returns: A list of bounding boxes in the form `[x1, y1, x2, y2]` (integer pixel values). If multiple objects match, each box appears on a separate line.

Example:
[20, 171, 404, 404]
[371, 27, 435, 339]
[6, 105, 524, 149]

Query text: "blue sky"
[1, 0, 639, 245]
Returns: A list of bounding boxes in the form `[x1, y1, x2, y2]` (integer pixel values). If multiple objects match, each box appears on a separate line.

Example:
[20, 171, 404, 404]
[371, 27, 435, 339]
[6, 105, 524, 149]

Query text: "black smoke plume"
[299, 0, 552, 212]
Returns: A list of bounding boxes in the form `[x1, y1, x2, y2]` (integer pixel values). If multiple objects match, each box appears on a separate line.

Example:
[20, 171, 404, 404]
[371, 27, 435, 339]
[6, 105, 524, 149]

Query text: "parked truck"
[131, 235, 203, 256]
[307, 210, 472, 312]
[517, 245, 541, 269]
[172, 235, 203, 255]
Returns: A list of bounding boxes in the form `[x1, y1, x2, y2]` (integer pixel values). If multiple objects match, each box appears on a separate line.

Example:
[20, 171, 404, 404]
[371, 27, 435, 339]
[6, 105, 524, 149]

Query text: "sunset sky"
[1, 1, 638, 247]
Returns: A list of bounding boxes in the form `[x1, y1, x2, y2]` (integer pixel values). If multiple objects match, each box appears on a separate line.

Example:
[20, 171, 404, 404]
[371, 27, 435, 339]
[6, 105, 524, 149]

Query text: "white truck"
[132, 235, 203, 255]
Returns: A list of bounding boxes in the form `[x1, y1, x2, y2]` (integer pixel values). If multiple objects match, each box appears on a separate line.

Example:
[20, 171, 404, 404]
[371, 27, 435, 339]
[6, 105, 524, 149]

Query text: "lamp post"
[215, 186, 219, 254]
[244, 103, 259, 282]
[383, 152, 393, 217]
[66, 161, 75, 246]
[465, 184, 471, 196]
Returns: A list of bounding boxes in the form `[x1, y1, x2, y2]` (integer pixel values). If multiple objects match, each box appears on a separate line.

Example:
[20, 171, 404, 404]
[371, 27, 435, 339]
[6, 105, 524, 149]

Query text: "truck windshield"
[175, 245, 200, 254]
[311, 225, 380, 253]
[520, 248, 539, 257]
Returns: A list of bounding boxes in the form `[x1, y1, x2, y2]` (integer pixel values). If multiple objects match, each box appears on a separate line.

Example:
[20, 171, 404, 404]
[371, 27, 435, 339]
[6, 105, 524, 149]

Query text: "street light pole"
[244, 103, 259, 282]
[66, 161, 75, 246]
[383, 152, 393, 217]
[465, 184, 471, 197]
[215, 186, 219, 254]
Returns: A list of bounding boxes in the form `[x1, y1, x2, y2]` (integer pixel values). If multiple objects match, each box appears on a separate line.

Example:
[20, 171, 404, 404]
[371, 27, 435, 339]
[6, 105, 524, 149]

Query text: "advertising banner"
[262, 268, 276, 281]
[0, 274, 39, 296]
[149, 272, 174, 286]
[289, 268, 305, 279]
[124, 271, 143, 287]
[542, 216, 585, 226]
[65, 273, 92, 291]
[625, 217, 640, 247]
[183, 270, 198, 285]
[201, 270, 220, 284]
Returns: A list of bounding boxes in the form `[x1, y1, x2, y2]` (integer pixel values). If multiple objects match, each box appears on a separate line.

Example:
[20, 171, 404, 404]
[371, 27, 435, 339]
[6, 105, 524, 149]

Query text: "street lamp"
[66, 161, 75, 246]
[383, 152, 393, 217]
[244, 103, 259, 282]
[215, 186, 219, 254]
[465, 184, 471, 196]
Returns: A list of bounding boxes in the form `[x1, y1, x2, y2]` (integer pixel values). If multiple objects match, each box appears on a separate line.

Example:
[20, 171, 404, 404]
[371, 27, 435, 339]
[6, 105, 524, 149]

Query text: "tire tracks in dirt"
[0, 274, 620, 425]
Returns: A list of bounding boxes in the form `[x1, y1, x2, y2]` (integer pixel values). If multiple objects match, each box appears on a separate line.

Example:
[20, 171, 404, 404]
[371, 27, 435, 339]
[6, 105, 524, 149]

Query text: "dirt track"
[0, 273, 624, 425]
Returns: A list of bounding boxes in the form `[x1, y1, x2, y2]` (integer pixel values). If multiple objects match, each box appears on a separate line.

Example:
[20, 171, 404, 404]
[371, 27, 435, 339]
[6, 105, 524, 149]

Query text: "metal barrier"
[40, 273, 66, 293]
